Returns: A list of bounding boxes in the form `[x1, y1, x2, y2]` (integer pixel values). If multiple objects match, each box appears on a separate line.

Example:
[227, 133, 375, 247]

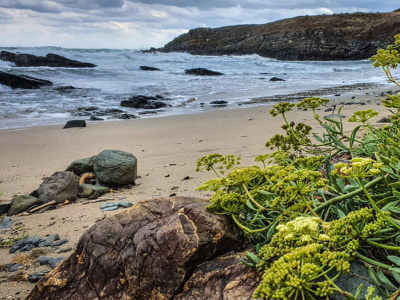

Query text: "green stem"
[210, 166, 220, 178]
[242, 183, 266, 211]
[355, 252, 392, 270]
[314, 176, 384, 212]
[231, 214, 270, 233]
[301, 195, 320, 218]
[359, 179, 400, 231]
[365, 239, 400, 250]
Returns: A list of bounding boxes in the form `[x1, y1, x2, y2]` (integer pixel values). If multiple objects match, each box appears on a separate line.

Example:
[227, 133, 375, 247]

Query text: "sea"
[0, 46, 392, 130]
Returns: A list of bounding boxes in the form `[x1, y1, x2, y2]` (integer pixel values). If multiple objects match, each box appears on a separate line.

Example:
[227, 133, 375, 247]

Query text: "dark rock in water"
[0, 216, 13, 229]
[0, 51, 96, 68]
[79, 183, 110, 199]
[63, 120, 86, 129]
[7, 195, 42, 216]
[65, 156, 96, 176]
[138, 110, 159, 115]
[185, 68, 224, 76]
[27, 196, 243, 299]
[10, 236, 45, 253]
[89, 115, 104, 121]
[140, 66, 161, 71]
[94, 150, 137, 186]
[38, 171, 79, 204]
[0, 203, 11, 216]
[159, 11, 400, 61]
[175, 252, 261, 299]
[54, 86, 77, 92]
[121, 95, 169, 109]
[0, 70, 53, 89]
[118, 113, 139, 120]
[28, 270, 50, 282]
[269, 77, 285, 81]
[210, 100, 228, 106]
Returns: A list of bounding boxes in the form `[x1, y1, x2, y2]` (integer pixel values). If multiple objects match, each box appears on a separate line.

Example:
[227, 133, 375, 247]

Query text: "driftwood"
[28, 200, 57, 213]
[81, 197, 115, 205]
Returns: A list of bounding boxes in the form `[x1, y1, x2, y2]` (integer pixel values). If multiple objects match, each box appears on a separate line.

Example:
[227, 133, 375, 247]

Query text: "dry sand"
[0, 86, 395, 299]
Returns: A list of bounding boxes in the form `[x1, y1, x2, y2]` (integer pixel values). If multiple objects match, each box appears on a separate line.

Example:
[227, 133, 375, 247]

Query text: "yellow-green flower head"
[381, 93, 400, 110]
[297, 97, 330, 110]
[331, 157, 382, 179]
[225, 167, 260, 185]
[269, 102, 295, 117]
[348, 109, 379, 124]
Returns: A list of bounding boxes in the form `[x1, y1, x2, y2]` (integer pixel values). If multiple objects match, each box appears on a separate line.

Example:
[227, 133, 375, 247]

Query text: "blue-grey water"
[0, 46, 391, 129]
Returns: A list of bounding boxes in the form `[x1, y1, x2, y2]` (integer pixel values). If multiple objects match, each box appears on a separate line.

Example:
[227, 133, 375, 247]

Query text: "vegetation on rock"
[197, 35, 400, 299]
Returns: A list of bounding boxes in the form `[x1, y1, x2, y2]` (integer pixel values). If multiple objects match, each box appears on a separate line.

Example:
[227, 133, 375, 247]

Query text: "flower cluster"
[348, 109, 379, 124]
[196, 154, 241, 176]
[269, 102, 295, 117]
[331, 157, 383, 179]
[297, 97, 330, 110]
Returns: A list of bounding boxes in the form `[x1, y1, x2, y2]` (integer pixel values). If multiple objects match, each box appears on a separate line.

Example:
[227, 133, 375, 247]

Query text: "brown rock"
[175, 252, 261, 300]
[27, 197, 244, 299]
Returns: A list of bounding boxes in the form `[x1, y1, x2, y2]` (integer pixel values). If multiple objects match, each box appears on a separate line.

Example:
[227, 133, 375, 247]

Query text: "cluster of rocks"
[121, 94, 171, 109]
[10, 234, 68, 253]
[0, 51, 95, 89]
[2, 149, 137, 217]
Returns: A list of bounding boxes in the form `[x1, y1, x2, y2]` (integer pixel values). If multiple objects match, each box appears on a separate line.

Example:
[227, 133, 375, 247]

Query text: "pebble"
[7, 263, 22, 272]
[49, 257, 66, 269]
[0, 217, 13, 229]
[57, 247, 72, 254]
[28, 270, 50, 282]
[100, 201, 133, 211]
[38, 233, 60, 247]
[37, 256, 53, 265]
[52, 239, 69, 247]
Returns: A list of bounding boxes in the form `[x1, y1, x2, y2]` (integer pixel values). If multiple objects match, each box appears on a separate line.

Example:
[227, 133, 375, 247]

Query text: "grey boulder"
[94, 150, 137, 186]
[38, 171, 79, 204]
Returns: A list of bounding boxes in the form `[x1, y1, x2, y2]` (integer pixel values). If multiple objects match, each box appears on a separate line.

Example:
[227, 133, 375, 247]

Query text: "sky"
[0, 0, 399, 49]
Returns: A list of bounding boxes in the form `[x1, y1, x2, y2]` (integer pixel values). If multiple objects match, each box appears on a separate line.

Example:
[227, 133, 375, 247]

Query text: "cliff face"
[160, 11, 400, 60]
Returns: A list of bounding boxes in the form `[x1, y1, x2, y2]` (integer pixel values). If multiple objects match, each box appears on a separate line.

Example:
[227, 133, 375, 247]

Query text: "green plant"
[197, 35, 400, 299]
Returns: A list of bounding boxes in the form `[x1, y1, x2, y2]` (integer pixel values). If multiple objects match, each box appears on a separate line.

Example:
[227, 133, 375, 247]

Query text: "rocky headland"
[159, 10, 400, 60]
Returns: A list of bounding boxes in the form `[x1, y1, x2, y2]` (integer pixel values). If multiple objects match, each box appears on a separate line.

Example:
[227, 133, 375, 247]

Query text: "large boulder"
[93, 150, 137, 186]
[0, 51, 96, 68]
[7, 195, 42, 216]
[0, 70, 53, 89]
[38, 171, 79, 204]
[27, 196, 245, 299]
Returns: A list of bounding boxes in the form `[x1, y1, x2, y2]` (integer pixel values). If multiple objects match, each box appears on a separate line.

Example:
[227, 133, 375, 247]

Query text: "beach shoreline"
[0, 84, 396, 299]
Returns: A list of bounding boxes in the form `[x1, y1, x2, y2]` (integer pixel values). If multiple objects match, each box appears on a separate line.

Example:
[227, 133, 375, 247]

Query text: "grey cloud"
[57, 0, 124, 9]
[0, 0, 63, 13]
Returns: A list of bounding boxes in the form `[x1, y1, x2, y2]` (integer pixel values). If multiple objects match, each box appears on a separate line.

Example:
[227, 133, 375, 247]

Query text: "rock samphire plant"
[197, 34, 400, 299]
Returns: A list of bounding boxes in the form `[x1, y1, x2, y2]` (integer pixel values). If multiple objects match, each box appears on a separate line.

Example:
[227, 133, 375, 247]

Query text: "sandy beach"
[0, 86, 395, 299]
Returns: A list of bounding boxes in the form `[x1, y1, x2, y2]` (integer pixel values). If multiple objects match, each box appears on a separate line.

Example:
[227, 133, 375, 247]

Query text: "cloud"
[0, 0, 398, 49]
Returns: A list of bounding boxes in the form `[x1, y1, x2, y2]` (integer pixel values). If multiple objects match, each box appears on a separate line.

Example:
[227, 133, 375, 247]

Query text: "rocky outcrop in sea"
[159, 10, 400, 60]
